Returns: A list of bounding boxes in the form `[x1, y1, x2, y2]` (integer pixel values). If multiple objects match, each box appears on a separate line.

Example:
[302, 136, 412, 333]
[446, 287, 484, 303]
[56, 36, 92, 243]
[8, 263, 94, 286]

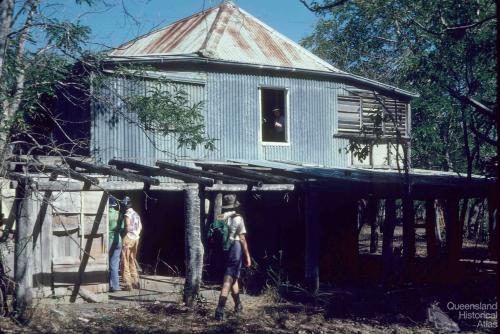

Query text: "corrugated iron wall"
[91, 70, 350, 169]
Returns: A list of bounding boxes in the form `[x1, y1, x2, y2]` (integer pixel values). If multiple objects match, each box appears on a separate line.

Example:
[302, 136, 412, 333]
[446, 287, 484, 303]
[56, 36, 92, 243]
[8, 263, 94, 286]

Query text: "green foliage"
[1, 1, 215, 157]
[302, 0, 497, 175]
[103, 66, 216, 151]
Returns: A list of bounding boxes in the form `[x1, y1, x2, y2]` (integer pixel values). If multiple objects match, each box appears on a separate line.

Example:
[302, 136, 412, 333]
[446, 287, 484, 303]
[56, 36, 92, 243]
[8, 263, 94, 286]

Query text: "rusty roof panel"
[109, 1, 341, 73]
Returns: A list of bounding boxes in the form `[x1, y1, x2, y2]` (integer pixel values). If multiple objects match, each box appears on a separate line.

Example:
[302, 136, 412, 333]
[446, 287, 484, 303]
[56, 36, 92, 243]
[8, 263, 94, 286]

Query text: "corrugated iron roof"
[109, 1, 340, 73]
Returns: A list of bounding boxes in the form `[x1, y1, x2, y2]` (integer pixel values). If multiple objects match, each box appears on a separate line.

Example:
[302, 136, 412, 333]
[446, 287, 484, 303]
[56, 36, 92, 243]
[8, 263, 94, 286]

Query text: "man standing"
[214, 194, 252, 320]
[108, 196, 122, 292]
[121, 196, 142, 291]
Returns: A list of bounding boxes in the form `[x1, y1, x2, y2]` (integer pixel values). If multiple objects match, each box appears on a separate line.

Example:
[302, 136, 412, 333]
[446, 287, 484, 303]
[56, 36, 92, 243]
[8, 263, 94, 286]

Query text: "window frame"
[258, 86, 290, 146]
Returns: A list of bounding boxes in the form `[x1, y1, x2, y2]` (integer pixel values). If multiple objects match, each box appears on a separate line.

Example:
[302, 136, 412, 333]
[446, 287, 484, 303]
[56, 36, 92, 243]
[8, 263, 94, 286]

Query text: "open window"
[260, 88, 287, 143]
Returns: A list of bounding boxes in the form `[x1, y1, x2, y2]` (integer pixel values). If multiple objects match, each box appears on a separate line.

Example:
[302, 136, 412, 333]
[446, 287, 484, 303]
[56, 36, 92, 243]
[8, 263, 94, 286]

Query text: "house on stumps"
[0, 1, 495, 313]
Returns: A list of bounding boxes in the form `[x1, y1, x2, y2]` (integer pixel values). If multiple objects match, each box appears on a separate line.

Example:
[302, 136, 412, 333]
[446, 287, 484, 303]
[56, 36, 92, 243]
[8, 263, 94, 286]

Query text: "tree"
[0, 0, 215, 319]
[0, 0, 214, 176]
[300, 0, 497, 176]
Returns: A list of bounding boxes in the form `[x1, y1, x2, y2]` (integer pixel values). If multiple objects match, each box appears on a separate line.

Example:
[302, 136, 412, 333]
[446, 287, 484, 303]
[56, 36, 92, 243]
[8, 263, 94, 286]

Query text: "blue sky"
[59, 0, 319, 50]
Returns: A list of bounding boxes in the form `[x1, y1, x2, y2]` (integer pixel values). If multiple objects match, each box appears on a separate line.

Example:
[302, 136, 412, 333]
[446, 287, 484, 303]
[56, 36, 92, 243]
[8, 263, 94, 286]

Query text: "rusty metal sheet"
[109, 1, 340, 73]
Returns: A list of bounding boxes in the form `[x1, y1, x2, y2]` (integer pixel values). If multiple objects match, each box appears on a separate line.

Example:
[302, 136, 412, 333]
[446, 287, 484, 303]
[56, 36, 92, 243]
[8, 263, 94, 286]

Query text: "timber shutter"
[337, 90, 408, 137]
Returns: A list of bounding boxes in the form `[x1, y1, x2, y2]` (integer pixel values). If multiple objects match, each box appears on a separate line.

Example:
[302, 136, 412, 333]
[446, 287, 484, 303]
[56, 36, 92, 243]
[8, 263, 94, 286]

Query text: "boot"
[232, 292, 243, 314]
[214, 296, 227, 321]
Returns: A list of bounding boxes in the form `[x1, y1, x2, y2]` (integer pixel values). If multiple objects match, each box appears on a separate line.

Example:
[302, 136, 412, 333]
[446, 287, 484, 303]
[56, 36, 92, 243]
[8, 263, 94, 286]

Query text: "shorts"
[224, 241, 242, 278]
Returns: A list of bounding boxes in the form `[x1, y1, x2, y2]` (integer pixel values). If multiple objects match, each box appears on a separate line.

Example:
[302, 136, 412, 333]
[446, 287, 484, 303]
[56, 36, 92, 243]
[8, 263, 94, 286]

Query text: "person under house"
[108, 196, 123, 292]
[212, 194, 252, 320]
[121, 196, 142, 291]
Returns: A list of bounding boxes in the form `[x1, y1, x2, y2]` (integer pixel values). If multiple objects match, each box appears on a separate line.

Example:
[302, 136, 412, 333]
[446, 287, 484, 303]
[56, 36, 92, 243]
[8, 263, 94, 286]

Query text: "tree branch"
[299, 0, 349, 12]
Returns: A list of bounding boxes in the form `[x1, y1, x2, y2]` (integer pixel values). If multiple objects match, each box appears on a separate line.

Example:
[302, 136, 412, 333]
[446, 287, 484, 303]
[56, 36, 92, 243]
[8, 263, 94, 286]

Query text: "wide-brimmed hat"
[122, 196, 132, 208]
[222, 194, 240, 209]
[109, 196, 118, 207]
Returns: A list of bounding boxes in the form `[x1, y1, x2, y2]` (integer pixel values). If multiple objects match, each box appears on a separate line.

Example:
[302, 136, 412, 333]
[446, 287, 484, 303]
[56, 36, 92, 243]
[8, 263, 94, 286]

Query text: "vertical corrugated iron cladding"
[91, 72, 208, 179]
[91, 69, 349, 169]
[206, 71, 349, 167]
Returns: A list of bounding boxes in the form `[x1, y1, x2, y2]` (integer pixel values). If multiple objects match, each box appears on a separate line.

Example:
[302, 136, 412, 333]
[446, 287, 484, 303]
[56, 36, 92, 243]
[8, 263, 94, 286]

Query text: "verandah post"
[183, 185, 204, 306]
[14, 182, 35, 320]
[304, 190, 320, 294]
[425, 199, 440, 259]
[381, 198, 396, 283]
[402, 196, 415, 261]
[367, 198, 379, 253]
[445, 197, 462, 278]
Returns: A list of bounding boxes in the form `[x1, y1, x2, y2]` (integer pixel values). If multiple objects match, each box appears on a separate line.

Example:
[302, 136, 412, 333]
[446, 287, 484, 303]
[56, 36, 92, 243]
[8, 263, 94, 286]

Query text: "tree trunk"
[0, 0, 14, 78]
[183, 186, 204, 306]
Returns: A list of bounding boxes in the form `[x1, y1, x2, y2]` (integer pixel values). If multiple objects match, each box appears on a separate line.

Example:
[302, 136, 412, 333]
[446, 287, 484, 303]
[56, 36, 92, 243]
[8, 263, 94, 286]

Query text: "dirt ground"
[0, 279, 496, 334]
[0, 296, 469, 334]
[0, 227, 496, 334]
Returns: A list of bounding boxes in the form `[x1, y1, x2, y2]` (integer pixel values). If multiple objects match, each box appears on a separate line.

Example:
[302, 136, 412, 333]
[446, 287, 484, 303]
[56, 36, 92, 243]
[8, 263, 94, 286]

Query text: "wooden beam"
[226, 161, 317, 180]
[445, 198, 462, 277]
[206, 184, 295, 192]
[108, 159, 214, 187]
[32, 181, 295, 192]
[367, 198, 379, 254]
[183, 186, 204, 307]
[382, 198, 396, 284]
[14, 184, 35, 319]
[402, 196, 416, 263]
[65, 157, 160, 185]
[304, 191, 320, 294]
[28, 164, 100, 185]
[425, 200, 439, 259]
[198, 163, 301, 184]
[7, 172, 35, 185]
[157, 160, 262, 187]
[487, 196, 497, 255]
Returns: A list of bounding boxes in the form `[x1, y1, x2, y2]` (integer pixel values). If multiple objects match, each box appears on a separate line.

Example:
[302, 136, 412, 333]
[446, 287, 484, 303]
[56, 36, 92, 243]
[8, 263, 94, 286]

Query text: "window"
[337, 92, 408, 137]
[260, 88, 287, 143]
[350, 141, 406, 169]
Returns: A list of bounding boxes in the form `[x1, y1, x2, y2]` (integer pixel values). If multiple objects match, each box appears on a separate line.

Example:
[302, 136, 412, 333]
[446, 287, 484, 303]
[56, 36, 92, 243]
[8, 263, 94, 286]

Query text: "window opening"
[261, 88, 287, 143]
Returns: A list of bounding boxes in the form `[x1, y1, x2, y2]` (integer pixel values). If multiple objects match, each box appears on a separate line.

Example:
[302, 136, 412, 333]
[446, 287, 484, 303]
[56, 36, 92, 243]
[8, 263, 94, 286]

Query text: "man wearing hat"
[108, 196, 122, 292]
[214, 194, 252, 320]
[121, 196, 142, 290]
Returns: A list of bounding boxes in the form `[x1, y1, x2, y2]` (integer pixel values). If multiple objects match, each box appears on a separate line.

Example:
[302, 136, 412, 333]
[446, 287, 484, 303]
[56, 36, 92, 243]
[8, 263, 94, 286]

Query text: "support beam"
[198, 163, 301, 184]
[108, 159, 214, 187]
[425, 200, 439, 259]
[14, 183, 35, 320]
[402, 196, 415, 262]
[157, 160, 262, 187]
[66, 157, 159, 185]
[487, 196, 497, 255]
[445, 198, 462, 277]
[29, 164, 100, 185]
[304, 191, 320, 294]
[382, 198, 396, 284]
[367, 198, 379, 254]
[32, 181, 294, 192]
[183, 186, 204, 306]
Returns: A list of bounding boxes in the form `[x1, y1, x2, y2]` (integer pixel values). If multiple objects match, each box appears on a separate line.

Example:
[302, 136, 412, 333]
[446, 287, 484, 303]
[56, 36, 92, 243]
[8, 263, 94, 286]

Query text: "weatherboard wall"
[91, 70, 350, 169]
